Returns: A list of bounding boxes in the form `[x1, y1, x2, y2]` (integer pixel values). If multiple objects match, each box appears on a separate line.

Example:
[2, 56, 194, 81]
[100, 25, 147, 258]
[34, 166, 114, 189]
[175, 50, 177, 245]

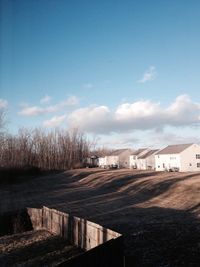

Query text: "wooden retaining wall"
[27, 206, 124, 266]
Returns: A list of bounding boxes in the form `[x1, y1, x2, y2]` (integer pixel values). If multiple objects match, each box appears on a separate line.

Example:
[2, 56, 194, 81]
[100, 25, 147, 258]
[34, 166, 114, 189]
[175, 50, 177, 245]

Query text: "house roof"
[138, 149, 159, 159]
[131, 148, 148, 156]
[109, 148, 132, 156]
[156, 143, 193, 155]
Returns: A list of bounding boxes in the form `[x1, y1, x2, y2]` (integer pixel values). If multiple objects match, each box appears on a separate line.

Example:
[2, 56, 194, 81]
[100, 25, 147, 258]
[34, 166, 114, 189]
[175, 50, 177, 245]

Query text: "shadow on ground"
[1, 169, 200, 266]
[122, 206, 200, 267]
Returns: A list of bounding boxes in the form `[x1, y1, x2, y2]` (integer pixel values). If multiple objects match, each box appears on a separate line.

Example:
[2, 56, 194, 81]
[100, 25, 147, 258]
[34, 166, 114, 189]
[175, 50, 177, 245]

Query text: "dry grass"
[1, 168, 200, 266]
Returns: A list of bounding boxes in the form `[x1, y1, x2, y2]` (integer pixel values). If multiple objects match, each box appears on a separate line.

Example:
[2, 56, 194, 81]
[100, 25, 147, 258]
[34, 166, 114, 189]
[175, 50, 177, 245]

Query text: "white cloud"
[115, 100, 161, 120]
[166, 94, 200, 125]
[44, 96, 79, 113]
[67, 95, 200, 134]
[19, 106, 45, 116]
[40, 95, 52, 104]
[138, 66, 157, 83]
[19, 96, 79, 116]
[68, 105, 111, 133]
[0, 99, 8, 109]
[43, 115, 67, 128]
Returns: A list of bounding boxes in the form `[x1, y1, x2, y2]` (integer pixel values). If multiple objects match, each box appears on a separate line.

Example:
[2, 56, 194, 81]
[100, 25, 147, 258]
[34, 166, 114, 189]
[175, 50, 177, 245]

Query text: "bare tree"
[0, 127, 90, 171]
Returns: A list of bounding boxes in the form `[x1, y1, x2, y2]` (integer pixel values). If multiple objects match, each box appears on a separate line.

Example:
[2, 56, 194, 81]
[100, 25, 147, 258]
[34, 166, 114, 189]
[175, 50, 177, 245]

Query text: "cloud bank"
[67, 95, 200, 133]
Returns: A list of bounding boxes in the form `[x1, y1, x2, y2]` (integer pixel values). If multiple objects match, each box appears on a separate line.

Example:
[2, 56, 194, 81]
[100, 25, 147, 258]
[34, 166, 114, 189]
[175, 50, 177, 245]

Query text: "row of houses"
[86, 143, 200, 172]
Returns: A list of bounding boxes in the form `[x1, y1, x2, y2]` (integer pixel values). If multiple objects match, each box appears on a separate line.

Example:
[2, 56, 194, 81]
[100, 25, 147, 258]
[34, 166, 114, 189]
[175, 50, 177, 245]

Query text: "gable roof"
[132, 148, 148, 156]
[109, 148, 132, 156]
[156, 143, 193, 155]
[138, 149, 159, 159]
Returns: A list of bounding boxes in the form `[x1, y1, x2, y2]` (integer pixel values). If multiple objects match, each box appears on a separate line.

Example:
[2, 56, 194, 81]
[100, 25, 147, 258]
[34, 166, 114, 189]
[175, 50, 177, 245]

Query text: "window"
[158, 155, 160, 158]
[189, 163, 192, 166]
[163, 163, 165, 168]
[158, 165, 160, 168]
[197, 163, 200, 168]
[196, 154, 200, 159]
[170, 157, 176, 160]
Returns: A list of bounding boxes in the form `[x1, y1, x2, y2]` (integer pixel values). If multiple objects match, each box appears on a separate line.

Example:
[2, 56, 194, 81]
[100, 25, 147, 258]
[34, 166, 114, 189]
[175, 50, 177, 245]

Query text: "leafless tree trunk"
[0, 127, 90, 171]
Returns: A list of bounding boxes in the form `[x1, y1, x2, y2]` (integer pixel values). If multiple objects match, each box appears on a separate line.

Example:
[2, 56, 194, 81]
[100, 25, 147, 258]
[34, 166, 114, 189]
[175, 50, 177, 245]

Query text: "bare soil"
[1, 168, 200, 266]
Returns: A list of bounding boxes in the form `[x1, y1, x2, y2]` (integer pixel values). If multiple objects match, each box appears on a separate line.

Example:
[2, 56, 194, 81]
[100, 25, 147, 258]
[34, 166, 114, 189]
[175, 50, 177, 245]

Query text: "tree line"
[0, 127, 90, 170]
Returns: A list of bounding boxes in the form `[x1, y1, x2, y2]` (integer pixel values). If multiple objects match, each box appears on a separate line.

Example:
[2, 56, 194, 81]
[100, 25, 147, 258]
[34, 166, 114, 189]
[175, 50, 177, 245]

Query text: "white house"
[98, 157, 107, 168]
[130, 148, 149, 169]
[155, 143, 200, 172]
[98, 149, 132, 168]
[136, 149, 159, 170]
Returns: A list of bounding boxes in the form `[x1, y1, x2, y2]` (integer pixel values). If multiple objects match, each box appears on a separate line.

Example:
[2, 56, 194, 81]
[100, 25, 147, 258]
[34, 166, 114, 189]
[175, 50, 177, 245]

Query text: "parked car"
[168, 167, 179, 172]
[109, 164, 118, 169]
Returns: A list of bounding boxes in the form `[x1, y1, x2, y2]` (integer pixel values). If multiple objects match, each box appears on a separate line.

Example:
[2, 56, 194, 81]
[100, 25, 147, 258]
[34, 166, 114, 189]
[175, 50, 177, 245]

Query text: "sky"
[1, 0, 200, 149]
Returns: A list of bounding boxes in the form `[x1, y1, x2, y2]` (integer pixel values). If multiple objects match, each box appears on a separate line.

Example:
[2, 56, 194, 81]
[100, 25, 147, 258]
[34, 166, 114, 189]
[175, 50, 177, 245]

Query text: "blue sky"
[1, 0, 200, 148]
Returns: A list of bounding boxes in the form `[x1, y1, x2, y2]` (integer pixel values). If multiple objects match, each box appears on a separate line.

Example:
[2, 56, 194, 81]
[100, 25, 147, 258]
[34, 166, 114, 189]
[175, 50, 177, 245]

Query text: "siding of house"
[136, 158, 148, 170]
[131, 150, 158, 170]
[129, 149, 149, 169]
[98, 157, 107, 168]
[98, 149, 132, 168]
[139, 154, 157, 170]
[118, 150, 131, 168]
[130, 155, 137, 168]
[180, 144, 200, 172]
[155, 144, 200, 172]
[105, 156, 119, 167]
[155, 154, 181, 171]
[146, 154, 157, 170]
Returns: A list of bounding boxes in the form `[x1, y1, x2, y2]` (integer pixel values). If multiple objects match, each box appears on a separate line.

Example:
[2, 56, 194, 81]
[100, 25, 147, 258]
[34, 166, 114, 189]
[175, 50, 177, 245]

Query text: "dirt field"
[1, 168, 200, 266]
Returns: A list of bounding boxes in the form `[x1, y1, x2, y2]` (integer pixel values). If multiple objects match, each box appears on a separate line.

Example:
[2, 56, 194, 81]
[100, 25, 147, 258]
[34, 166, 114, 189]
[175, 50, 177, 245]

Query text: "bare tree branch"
[0, 127, 90, 170]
